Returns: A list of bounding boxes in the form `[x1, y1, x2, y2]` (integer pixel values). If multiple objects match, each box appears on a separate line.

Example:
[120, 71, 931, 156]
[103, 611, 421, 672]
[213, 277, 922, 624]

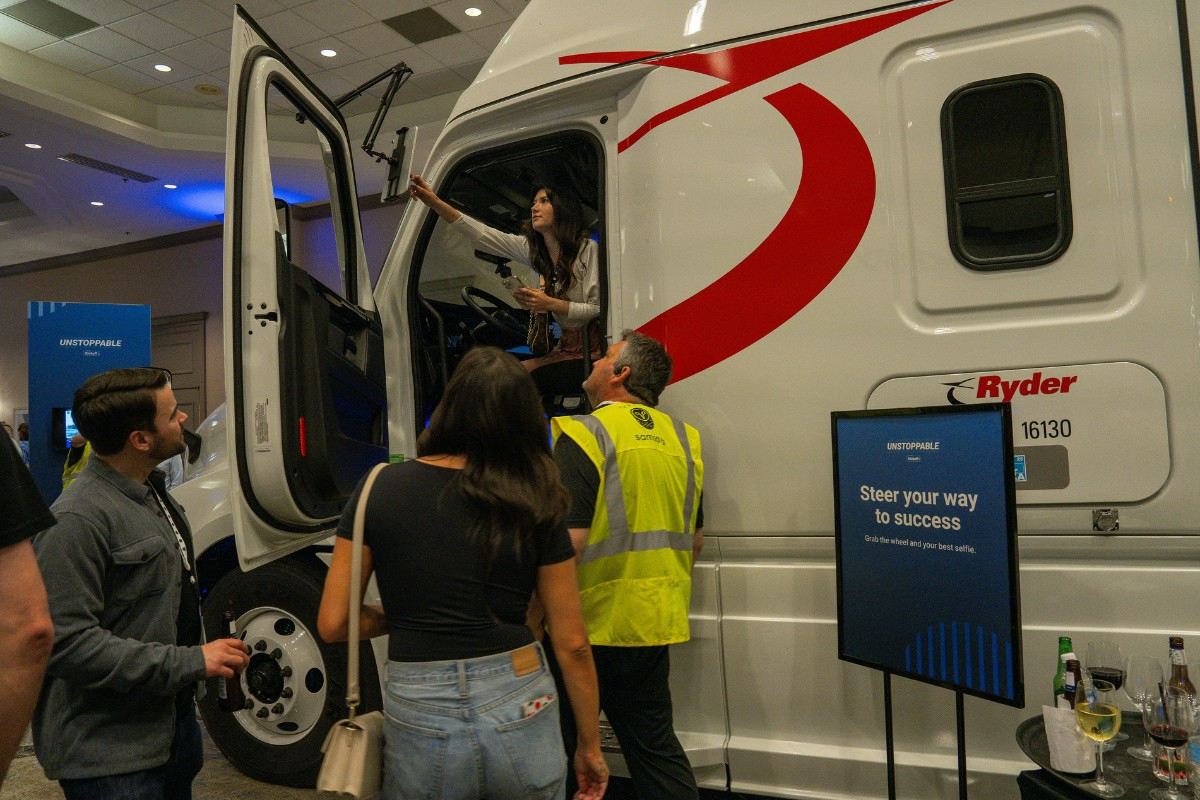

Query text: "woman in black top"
[318, 347, 607, 800]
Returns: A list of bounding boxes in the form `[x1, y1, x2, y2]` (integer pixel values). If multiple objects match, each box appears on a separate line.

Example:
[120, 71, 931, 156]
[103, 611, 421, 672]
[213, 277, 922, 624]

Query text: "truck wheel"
[197, 555, 382, 787]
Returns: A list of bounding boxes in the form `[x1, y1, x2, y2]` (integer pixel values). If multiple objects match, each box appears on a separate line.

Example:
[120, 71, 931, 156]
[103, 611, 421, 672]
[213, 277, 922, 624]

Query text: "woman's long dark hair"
[417, 347, 569, 564]
[522, 183, 590, 297]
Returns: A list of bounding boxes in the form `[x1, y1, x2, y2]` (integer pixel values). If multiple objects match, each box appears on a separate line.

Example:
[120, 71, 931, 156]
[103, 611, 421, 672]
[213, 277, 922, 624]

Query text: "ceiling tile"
[171, 70, 226, 99]
[125, 52, 201, 82]
[407, 65, 469, 96]
[30, 39, 115, 72]
[464, 20, 510, 50]
[89, 61, 162, 93]
[293, 0, 371, 34]
[330, 57, 383, 87]
[297, 35, 369, 67]
[339, 93, 378, 116]
[255, 9, 323, 48]
[0, 13, 59, 50]
[68, 26, 153, 61]
[308, 70, 354, 98]
[108, 11, 191, 50]
[416, 31, 487, 67]
[151, 0, 228, 36]
[210, 65, 229, 83]
[349, 0, 427, 20]
[431, 0, 509, 33]
[492, 0, 526, 16]
[53, 0, 140, 26]
[138, 83, 207, 106]
[127, 0, 173, 9]
[452, 58, 485, 82]
[377, 44, 442, 74]
[202, 28, 231, 50]
[162, 37, 226, 71]
[336, 21, 410, 53]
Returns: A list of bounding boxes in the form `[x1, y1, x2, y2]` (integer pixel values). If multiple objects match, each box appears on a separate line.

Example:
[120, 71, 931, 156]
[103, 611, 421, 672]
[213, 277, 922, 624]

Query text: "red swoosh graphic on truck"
[562, 1, 950, 381]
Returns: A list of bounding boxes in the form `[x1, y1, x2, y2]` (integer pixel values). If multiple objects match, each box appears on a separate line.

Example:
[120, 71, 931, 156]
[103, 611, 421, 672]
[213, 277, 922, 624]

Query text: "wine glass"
[1076, 678, 1124, 797]
[1126, 655, 1165, 761]
[1142, 684, 1194, 800]
[1088, 641, 1128, 742]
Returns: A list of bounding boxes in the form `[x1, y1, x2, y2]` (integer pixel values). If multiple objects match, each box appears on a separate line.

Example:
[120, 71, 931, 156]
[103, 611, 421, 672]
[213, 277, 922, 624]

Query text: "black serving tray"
[1016, 715, 1176, 798]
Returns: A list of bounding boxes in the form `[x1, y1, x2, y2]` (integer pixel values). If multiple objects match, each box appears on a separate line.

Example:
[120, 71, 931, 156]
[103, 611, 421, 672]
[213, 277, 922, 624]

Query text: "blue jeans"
[59, 706, 203, 800]
[383, 642, 567, 800]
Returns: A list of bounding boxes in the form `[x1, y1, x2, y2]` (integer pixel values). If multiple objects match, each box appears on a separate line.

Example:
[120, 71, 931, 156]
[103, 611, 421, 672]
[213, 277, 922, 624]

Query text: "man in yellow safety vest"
[548, 329, 704, 800]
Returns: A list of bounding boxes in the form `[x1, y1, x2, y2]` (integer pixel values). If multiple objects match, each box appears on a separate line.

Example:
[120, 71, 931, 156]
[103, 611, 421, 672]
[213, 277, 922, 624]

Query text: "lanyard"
[150, 485, 191, 572]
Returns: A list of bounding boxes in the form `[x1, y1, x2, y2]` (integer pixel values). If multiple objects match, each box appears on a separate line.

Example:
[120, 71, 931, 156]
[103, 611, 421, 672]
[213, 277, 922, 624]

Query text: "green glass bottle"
[1053, 636, 1072, 707]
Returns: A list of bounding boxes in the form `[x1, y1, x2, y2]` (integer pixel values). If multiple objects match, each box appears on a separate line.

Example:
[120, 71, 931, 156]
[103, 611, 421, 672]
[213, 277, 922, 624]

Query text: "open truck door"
[224, 7, 386, 570]
[205, 8, 386, 786]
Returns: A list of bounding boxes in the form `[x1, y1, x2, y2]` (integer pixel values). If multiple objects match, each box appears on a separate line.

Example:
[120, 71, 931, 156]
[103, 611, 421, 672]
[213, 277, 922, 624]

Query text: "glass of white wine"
[1076, 678, 1124, 797]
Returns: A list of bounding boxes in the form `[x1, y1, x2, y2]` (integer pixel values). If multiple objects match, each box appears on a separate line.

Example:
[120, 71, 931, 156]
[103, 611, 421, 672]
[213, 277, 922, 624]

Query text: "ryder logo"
[943, 372, 1080, 404]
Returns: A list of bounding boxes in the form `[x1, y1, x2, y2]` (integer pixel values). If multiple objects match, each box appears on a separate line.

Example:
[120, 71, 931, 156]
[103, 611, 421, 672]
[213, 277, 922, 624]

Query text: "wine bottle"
[218, 610, 247, 713]
[1053, 636, 1073, 707]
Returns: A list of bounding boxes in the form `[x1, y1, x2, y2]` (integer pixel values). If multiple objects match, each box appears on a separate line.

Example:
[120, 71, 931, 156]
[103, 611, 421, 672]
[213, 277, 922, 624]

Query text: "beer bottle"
[218, 610, 247, 713]
[1063, 658, 1083, 709]
[1169, 636, 1197, 699]
[1053, 637, 1073, 706]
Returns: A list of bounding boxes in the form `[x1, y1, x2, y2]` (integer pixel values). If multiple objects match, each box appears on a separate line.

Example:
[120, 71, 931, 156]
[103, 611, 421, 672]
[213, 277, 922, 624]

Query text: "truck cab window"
[408, 132, 604, 424]
[941, 74, 1071, 269]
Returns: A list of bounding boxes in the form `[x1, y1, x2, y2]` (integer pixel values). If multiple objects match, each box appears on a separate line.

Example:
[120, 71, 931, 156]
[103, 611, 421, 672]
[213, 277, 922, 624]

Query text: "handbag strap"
[346, 462, 387, 719]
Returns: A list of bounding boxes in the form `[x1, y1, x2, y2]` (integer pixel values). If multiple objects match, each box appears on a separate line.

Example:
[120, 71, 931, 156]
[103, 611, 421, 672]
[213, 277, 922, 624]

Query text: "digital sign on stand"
[831, 403, 1023, 800]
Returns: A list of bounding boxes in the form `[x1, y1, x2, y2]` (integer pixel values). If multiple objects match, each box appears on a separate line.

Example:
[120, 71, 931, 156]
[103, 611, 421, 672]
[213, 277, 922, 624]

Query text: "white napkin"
[1042, 705, 1096, 773]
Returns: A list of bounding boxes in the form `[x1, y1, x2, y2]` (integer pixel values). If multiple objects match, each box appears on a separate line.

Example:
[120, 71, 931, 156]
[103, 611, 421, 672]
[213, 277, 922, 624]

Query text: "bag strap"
[346, 462, 387, 720]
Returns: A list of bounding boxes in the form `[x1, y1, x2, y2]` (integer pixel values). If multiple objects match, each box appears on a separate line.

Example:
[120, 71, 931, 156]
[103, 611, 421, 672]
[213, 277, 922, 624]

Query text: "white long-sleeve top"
[450, 214, 600, 327]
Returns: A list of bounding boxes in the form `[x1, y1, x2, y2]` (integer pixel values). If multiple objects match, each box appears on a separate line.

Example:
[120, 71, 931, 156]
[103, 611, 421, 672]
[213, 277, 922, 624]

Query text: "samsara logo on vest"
[942, 371, 1080, 404]
[631, 408, 655, 430]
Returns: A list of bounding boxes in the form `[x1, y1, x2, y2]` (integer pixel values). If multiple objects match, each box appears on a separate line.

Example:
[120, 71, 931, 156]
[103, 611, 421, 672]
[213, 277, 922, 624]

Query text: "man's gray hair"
[614, 329, 673, 407]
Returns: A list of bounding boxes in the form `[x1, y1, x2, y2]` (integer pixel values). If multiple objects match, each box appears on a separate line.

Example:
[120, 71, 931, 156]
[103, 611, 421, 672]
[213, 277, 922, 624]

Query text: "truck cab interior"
[407, 131, 605, 425]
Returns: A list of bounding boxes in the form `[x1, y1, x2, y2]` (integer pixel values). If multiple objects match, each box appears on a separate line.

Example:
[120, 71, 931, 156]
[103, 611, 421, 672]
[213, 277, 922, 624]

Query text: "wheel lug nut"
[256, 707, 269, 718]
[270, 648, 282, 660]
[245, 699, 254, 710]
[281, 688, 293, 699]
[254, 640, 266, 652]
[281, 666, 292, 677]
[271, 704, 284, 714]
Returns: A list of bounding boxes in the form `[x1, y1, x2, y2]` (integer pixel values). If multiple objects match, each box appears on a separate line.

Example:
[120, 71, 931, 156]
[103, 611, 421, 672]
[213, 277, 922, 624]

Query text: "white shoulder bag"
[317, 462, 388, 799]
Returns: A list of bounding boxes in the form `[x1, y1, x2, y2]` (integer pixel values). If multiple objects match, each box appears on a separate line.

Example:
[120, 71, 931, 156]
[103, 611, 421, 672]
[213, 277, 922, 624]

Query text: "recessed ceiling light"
[25, 143, 42, 149]
[320, 48, 337, 57]
[154, 63, 172, 72]
[163, 184, 177, 189]
[464, 7, 481, 16]
[90, 201, 104, 206]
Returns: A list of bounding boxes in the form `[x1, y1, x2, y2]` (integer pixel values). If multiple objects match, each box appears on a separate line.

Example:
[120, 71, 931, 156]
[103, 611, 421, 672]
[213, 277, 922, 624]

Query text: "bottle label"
[219, 680, 228, 700]
[1172, 649, 1187, 665]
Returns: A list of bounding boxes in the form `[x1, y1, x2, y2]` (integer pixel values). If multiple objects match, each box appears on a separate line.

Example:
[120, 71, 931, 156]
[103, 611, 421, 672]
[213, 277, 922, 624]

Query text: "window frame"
[940, 73, 1072, 271]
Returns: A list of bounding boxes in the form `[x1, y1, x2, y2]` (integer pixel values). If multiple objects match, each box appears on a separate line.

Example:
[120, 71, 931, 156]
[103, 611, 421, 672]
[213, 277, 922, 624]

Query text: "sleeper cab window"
[941, 74, 1071, 270]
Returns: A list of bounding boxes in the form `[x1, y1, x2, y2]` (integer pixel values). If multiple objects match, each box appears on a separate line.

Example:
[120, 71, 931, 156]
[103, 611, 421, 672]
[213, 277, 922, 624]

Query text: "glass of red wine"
[1088, 641, 1128, 743]
[1142, 684, 1195, 800]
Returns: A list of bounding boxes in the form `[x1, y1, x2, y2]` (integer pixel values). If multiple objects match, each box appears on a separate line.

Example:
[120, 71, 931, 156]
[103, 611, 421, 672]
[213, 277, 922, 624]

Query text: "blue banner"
[833, 405, 1023, 707]
[27, 302, 151, 502]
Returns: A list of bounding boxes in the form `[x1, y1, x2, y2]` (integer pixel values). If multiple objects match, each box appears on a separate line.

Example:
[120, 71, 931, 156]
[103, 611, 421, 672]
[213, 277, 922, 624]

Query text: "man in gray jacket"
[33, 368, 248, 799]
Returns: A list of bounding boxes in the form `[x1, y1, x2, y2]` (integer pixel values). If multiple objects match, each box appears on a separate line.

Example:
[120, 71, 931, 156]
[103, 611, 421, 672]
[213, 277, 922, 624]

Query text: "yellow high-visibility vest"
[62, 441, 90, 489]
[552, 402, 703, 646]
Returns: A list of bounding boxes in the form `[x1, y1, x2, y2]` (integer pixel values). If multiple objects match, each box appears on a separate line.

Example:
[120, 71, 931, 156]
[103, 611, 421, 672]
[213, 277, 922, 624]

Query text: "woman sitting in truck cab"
[408, 175, 601, 374]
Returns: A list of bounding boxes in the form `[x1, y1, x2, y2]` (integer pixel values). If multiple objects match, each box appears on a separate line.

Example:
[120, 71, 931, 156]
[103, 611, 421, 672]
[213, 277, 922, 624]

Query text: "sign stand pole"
[956, 690, 968, 800]
[884, 671, 896, 800]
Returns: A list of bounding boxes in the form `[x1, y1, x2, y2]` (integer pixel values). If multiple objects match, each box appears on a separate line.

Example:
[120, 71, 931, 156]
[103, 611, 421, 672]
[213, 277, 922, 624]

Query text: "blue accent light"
[166, 183, 314, 221]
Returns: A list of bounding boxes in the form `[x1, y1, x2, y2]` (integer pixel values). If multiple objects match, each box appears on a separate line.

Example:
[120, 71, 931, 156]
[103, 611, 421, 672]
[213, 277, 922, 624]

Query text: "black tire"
[197, 555, 382, 787]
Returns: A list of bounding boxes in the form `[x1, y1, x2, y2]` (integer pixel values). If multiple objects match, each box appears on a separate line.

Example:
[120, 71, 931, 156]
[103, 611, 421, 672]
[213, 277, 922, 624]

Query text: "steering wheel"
[460, 286, 527, 346]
